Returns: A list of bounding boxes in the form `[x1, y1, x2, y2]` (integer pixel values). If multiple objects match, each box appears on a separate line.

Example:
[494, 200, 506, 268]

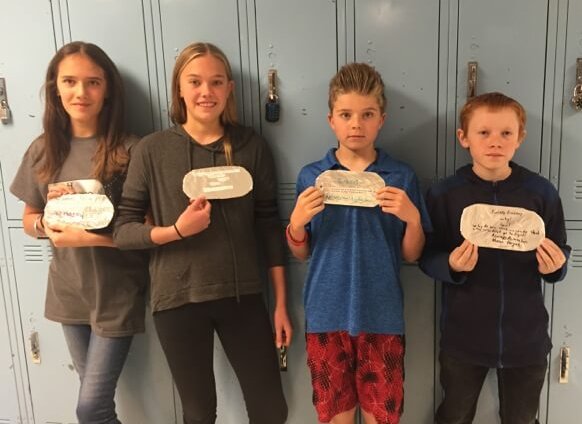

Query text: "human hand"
[45, 222, 89, 247]
[273, 306, 293, 348]
[289, 186, 324, 230]
[174, 196, 211, 237]
[47, 185, 74, 201]
[536, 238, 566, 275]
[376, 186, 420, 225]
[449, 239, 479, 273]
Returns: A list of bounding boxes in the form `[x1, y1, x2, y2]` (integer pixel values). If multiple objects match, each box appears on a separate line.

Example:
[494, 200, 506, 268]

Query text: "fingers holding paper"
[536, 238, 566, 275]
[449, 239, 479, 273]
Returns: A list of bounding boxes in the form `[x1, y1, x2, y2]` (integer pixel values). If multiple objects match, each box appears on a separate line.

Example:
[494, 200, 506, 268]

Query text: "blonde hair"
[328, 62, 386, 113]
[459, 92, 526, 137]
[170, 42, 237, 164]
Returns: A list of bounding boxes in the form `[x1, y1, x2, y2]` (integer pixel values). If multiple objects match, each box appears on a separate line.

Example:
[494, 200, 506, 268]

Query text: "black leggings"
[153, 294, 287, 424]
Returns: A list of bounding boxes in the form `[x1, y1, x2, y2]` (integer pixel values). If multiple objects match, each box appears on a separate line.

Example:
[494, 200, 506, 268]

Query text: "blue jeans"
[62, 324, 132, 424]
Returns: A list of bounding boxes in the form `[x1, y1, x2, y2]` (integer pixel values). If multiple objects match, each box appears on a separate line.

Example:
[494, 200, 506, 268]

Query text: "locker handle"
[467, 62, 478, 99]
[30, 331, 41, 364]
[571, 58, 582, 111]
[559, 346, 570, 384]
[0, 78, 12, 124]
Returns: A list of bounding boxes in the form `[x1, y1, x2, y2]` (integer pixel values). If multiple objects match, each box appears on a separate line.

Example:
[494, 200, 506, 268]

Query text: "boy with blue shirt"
[419, 92, 570, 424]
[287, 62, 431, 424]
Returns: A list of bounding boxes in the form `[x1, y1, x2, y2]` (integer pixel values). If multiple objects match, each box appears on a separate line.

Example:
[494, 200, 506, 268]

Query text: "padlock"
[265, 95, 280, 123]
[571, 84, 582, 111]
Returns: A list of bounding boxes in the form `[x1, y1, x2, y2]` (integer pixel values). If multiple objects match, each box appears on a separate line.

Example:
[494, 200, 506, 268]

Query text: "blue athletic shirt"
[296, 148, 431, 335]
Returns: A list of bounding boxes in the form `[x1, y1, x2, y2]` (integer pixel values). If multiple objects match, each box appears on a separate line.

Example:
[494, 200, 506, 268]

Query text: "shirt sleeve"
[113, 138, 156, 250]
[9, 138, 47, 210]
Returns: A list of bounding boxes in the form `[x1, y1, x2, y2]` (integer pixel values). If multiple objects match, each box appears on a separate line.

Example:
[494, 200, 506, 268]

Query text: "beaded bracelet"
[286, 224, 308, 246]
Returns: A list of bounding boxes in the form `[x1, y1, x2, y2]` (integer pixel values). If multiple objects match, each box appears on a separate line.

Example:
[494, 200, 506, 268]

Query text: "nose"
[350, 116, 362, 129]
[74, 82, 87, 98]
[200, 81, 212, 95]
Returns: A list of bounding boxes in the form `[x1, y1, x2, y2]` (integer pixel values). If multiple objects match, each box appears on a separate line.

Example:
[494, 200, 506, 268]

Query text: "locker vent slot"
[575, 180, 582, 200]
[570, 249, 582, 268]
[23, 243, 52, 263]
[278, 183, 296, 202]
[0, 418, 11, 423]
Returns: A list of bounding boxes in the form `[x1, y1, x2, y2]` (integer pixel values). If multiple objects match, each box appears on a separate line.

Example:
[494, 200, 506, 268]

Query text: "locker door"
[156, 1, 252, 421]
[353, 2, 440, 422]
[9, 230, 79, 423]
[0, 1, 55, 423]
[454, 0, 549, 175]
[0, 269, 19, 424]
[558, 0, 582, 220]
[546, 230, 582, 424]
[254, 1, 337, 422]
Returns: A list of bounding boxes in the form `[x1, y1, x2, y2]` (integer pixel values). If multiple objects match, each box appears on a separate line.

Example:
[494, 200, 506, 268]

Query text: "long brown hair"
[169, 42, 238, 164]
[38, 41, 128, 183]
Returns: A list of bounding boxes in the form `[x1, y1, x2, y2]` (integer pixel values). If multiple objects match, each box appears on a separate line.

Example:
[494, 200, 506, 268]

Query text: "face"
[56, 53, 107, 135]
[458, 106, 525, 181]
[328, 92, 385, 155]
[179, 54, 234, 127]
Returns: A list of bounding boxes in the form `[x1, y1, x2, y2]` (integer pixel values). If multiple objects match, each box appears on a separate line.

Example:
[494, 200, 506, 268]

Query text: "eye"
[363, 111, 375, 119]
[61, 78, 75, 86]
[339, 112, 351, 119]
[88, 79, 102, 87]
[502, 130, 513, 137]
[211, 79, 224, 87]
[188, 79, 201, 87]
[477, 130, 489, 136]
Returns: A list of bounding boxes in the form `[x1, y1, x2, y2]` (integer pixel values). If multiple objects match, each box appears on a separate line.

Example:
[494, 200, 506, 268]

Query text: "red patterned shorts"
[306, 332, 405, 424]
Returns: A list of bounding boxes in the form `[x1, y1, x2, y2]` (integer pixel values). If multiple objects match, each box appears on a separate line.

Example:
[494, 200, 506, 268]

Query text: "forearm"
[286, 223, 310, 261]
[401, 220, 425, 262]
[269, 266, 288, 310]
[150, 224, 182, 245]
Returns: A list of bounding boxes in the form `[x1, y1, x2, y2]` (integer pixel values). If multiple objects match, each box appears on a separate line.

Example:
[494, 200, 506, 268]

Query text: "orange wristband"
[286, 224, 308, 246]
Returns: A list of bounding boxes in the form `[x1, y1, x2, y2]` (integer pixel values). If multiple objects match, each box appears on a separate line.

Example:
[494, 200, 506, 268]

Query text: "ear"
[228, 80, 235, 94]
[327, 112, 335, 130]
[517, 129, 527, 146]
[379, 112, 387, 129]
[457, 128, 470, 149]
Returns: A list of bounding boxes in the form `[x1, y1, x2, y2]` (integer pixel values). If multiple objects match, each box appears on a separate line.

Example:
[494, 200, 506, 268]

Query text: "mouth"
[197, 101, 217, 108]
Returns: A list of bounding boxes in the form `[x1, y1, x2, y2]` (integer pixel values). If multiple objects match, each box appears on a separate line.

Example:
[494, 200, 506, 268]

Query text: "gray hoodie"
[114, 125, 285, 312]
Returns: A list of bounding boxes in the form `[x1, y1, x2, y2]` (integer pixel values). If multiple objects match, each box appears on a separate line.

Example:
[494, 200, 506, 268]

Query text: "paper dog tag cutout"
[44, 193, 115, 229]
[460, 203, 545, 252]
[316, 170, 385, 207]
[183, 166, 253, 200]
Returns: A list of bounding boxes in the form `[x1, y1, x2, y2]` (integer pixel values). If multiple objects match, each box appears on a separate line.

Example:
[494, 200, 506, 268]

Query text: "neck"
[183, 120, 224, 145]
[71, 120, 97, 138]
[473, 164, 512, 182]
[335, 147, 376, 172]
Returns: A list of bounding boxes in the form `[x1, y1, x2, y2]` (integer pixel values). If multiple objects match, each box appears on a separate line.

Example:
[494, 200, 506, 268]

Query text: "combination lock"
[265, 95, 280, 122]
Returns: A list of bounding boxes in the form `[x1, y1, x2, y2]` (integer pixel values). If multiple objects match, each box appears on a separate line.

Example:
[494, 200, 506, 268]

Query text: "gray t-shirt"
[10, 135, 148, 337]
